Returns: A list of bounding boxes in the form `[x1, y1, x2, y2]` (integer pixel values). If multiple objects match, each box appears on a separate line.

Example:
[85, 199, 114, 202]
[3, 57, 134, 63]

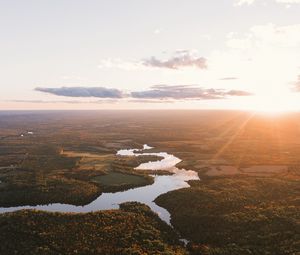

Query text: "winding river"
[0, 145, 199, 225]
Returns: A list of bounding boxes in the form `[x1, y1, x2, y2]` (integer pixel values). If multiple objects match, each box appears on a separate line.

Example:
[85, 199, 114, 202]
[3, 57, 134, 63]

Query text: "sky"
[1, 0, 300, 111]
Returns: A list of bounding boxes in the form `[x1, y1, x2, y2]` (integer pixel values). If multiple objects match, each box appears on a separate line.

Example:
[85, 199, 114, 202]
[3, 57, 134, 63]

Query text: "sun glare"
[245, 92, 299, 115]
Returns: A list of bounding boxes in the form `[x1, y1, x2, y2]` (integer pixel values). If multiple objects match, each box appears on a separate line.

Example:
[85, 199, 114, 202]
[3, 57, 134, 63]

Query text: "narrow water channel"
[0, 145, 199, 225]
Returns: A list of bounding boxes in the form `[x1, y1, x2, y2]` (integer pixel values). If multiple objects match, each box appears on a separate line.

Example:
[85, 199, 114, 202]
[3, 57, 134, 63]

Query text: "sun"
[244, 92, 300, 114]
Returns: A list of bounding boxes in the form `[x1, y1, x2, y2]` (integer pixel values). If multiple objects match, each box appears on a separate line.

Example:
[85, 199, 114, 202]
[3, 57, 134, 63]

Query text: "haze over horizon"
[1, 0, 300, 111]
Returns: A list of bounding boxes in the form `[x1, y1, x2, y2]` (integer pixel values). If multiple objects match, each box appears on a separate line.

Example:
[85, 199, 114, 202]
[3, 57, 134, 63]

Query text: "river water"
[0, 144, 199, 225]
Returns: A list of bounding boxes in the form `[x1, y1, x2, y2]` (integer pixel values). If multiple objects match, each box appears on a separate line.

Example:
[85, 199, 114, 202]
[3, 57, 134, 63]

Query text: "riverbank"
[0, 202, 187, 255]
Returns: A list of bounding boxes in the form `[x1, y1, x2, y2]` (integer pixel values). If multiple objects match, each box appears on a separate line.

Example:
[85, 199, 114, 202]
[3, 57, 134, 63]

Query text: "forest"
[0, 111, 299, 254]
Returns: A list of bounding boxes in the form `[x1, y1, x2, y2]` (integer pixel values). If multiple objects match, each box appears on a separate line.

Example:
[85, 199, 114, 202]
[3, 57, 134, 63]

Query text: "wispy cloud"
[142, 50, 207, 70]
[97, 50, 207, 71]
[131, 85, 252, 100]
[154, 28, 163, 34]
[35, 87, 124, 98]
[220, 77, 238, 80]
[97, 58, 143, 70]
[226, 90, 252, 96]
[127, 99, 174, 104]
[291, 75, 300, 91]
[226, 24, 300, 49]
[234, 0, 300, 5]
[35, 85, 252, 102]
[277, 0, 300, 3]
[7, 99, 120, 104]
[234, 0, 255, 6]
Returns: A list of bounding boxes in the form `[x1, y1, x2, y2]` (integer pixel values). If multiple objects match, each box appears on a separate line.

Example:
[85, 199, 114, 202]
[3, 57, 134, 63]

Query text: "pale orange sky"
[1, 0, 300, 112]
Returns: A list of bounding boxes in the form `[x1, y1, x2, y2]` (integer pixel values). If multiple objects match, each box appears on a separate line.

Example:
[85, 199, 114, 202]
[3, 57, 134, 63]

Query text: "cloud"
[127, 99, 174, 104]
[234, 0, 300, 5]
[97, 58, 143, 70]
[215, 23, 300, 97]
[291, 76, 300, 91]
[35, 87, 124, 98]
[277, 0, 300, 2]
[226, 90, 253, 96]
[226, 23, 300, 49]
[35, 85, 252, 102]
[143, 51, 207, 69]
[154, 28, 162, 34]
[234, 0, 255, 5]
[7, 99, 120, 104]
[131, 85, 252, 100]
[220, 77, 238, 80]
[97, 50, 207, 71]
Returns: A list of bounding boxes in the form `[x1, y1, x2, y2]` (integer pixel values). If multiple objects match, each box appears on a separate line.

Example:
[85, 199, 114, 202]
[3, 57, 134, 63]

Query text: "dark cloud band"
[131, 85, 252, 100]
[35, 85, 252, 101]
[35, 87, 124, 98]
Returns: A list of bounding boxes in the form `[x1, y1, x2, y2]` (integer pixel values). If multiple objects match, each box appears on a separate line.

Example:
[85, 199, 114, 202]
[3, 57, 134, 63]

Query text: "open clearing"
[92, 172, 150, 188]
